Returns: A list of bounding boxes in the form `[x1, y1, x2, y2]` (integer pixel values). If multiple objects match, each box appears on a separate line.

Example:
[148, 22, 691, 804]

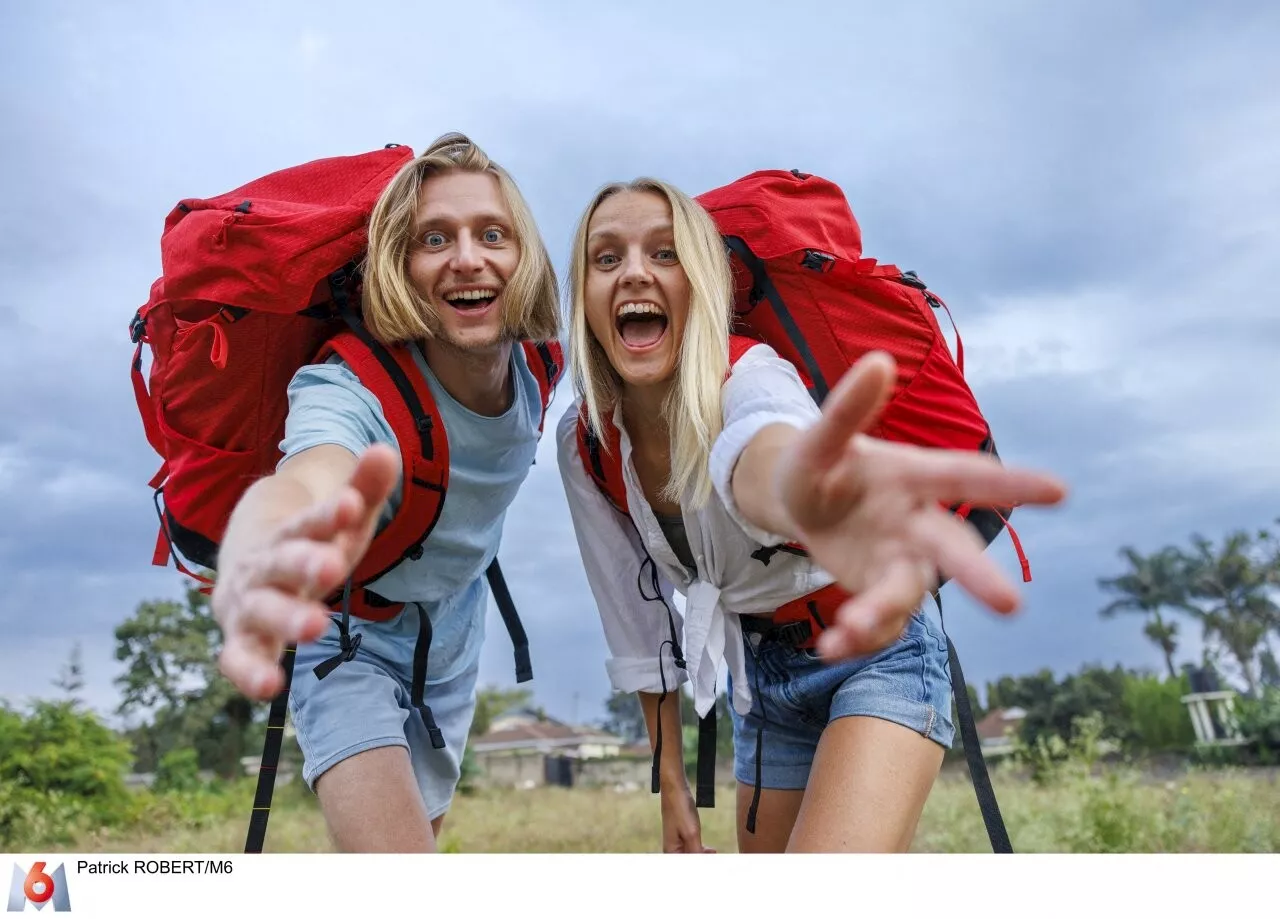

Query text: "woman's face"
[583, 190, 691, 391]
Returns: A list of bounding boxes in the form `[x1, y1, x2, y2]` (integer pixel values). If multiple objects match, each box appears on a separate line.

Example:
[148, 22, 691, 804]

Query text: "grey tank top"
[653, 511, 697, 573]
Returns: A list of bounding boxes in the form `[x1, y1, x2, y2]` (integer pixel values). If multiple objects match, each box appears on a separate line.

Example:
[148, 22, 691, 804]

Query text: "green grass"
[28, 763, 1280, 854]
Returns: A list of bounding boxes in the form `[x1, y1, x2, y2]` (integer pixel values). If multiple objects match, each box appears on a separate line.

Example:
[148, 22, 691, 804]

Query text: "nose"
[449, 233, 485, 274]
[619, 247, 652, 287]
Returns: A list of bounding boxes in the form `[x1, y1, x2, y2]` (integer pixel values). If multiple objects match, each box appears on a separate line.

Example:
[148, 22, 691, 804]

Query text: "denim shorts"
[727, 609, 955, 790]
[287, 604, 479, 821]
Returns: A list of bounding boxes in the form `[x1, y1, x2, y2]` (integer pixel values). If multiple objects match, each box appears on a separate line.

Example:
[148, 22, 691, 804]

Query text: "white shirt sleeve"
[555, 404, 689, 695]
[709, 342, 823, 547]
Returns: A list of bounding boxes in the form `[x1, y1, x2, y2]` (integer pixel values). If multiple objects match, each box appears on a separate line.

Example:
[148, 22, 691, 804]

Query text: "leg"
[288, 619, 436, 853]
[727, 634, 824, 853]
[787, 715, 943, 852]
[788, 608, 954, 852]
[315, 746, 437, 852]
[735, 784, 804, 853]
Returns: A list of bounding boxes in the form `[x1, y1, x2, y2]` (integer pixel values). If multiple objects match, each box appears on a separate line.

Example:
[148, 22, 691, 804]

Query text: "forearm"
[639, 690, 688, 789]
[729, 421, 804, 540]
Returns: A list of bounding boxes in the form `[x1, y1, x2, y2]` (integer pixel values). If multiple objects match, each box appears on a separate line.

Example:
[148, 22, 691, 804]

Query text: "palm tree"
[1181, 531, 1278, 697]
[1098, 546, 1188, 680]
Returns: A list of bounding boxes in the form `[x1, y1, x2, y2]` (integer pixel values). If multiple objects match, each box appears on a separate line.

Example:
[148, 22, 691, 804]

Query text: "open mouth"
[443, 287, 499, 311]
[614, 301, 668, 350]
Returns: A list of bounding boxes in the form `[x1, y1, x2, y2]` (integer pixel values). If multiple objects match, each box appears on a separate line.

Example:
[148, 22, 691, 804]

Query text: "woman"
[554, 178, 1066, 853]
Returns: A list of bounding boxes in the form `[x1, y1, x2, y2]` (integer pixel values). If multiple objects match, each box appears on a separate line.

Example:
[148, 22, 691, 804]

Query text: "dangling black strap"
[933, 589, 1013, 854]
[695, 708, 717, 808]
[485, 559, 532, 683]
[313, 578, 361, 680]
[244, 642, 295, 854]
[411, 603, 446, 750]
[745, 636, 767, 834]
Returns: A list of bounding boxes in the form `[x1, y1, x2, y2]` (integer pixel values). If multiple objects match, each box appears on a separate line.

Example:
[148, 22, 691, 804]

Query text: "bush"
[154, 748, 202, 794]
[1120, 673, 1197, 753]
[0, 701, 137, 847]
[1236, 687, 1280, 754]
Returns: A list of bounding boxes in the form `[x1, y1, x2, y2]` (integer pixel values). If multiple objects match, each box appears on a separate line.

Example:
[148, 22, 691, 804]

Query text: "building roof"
[975, 707, 1025, 742]
[471, 719, 623, 754]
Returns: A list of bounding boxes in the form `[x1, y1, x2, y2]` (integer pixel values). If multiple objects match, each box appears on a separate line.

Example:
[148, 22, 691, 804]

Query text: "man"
[210, 133, 561, 852]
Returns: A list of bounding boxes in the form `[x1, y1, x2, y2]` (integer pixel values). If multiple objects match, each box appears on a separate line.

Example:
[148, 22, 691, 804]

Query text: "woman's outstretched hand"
[773, 351, 1067, 661]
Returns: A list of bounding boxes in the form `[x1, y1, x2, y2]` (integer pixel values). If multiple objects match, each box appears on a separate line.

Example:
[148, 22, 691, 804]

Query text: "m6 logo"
[7, 863, 71, 912]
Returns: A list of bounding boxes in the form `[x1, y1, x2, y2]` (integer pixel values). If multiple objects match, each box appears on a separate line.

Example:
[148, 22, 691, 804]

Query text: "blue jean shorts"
[287, 604, 479, 821]
[727, 609, 955, 790]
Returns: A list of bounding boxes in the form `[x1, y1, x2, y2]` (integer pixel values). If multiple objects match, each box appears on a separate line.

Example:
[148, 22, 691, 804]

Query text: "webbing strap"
[244, 642, 296, 854]
[934, 591, 1013, 853]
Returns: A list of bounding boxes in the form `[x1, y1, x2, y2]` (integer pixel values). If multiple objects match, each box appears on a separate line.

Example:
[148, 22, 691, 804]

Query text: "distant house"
[470, 709, 628, 789]
[472, 709, 623, 759]
[974, 706, 1025, 757]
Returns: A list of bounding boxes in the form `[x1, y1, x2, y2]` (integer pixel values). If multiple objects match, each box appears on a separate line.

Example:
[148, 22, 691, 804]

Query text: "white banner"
[1, 852, 1276, 917]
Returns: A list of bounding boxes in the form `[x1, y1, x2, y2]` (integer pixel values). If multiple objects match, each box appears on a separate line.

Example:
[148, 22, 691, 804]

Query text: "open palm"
[774, 352, 1067, 661]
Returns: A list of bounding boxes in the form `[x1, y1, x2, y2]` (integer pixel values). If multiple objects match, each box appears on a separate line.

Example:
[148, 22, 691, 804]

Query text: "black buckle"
[129, 310, 146, 343]
[774, 621, 812, 647]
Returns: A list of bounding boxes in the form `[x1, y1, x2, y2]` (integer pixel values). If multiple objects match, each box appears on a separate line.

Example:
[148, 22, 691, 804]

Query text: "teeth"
[616, 302, 664, 318]
[446, 289, 497, 302]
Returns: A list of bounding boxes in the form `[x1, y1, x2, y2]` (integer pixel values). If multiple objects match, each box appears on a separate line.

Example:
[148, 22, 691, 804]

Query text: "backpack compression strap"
[521, 339, 563, 435]
[322, 324, 449, 587]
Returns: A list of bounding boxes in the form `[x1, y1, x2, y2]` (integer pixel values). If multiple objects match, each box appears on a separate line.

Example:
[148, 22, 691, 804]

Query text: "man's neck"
[421, 337, 515, 417]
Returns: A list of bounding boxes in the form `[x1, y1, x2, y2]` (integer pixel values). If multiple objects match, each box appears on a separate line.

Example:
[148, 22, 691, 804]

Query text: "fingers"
[238, 585, 333, 644]
[274, 444, 400, 545]
[218, 586, 331, 699]
[906, 505, 1021, 615]
[251, 538, 351, 599]
[817, 558, 931, 660]
[867, 440, 1068, 509]
[794, 351, 897, 474]
[219, 629, 286, 700]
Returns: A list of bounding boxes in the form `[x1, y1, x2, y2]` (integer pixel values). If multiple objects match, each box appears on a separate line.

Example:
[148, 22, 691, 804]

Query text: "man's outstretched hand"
[212, 444, 400, 699]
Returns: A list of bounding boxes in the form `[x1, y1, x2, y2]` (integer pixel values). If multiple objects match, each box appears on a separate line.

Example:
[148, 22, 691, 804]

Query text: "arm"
[212, 363, 401, 699]
[718, 348, 1067, 662]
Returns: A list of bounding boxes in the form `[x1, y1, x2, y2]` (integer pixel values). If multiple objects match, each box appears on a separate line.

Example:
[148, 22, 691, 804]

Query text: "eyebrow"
[414, 210, 513, 233]
[586, 222, 675, 246]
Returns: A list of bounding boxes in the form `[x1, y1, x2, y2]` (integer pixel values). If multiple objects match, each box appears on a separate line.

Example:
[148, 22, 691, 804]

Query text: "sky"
[1, 1, 1277, 731]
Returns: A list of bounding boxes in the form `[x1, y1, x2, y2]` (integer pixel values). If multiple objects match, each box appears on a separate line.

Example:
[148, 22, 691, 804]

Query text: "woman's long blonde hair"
[568, 178, 733, 507]
[362, 132, 560, 345]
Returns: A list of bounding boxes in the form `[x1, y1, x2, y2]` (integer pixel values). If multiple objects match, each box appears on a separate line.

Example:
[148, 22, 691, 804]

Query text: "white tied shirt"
[555, 342, 838, 720]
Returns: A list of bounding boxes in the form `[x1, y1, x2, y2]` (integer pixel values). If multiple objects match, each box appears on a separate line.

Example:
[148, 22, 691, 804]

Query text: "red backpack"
[575, 168, 1022, 852]
[130, 142, 561, 617]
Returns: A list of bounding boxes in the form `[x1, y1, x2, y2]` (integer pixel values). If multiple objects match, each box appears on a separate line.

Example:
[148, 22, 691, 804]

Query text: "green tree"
[113, 580, 255, 778]
[53, 642, 85, 702]
[1098, 546, 1188, 680]
[1181, 531, 1277, 696]
[469, 685, 534, 739]
[603, 690, 647, 743]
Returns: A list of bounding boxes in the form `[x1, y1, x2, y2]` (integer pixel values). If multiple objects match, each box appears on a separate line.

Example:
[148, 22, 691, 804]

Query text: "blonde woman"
[555, 179, 1065, 852]
[211, 133, 560, 852]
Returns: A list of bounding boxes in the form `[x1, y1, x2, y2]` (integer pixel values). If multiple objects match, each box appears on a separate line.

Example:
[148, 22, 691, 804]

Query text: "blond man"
[210, 133, 559, 852]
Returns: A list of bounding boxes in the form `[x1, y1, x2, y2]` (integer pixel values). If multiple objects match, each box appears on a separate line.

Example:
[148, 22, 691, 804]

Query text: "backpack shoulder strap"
[727, 333, 762, 370]
[319, 325, 449, 586]
[574, 405, 629, 517]
[521, 339, 563, 434]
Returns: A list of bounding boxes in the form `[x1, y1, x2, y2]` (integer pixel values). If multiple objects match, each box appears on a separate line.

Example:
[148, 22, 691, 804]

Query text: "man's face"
[407, 170, 521, 354]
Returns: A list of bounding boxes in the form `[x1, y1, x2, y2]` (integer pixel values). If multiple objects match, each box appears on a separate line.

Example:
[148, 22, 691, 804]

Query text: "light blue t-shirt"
[278, 342, 543, 681]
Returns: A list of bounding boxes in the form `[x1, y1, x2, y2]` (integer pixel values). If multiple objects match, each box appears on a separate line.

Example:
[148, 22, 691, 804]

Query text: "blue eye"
[483, 228, 504, 244]
[596, 253, 619, 267]
[655, 248, 678, 262]
[423, 232, 446, 247]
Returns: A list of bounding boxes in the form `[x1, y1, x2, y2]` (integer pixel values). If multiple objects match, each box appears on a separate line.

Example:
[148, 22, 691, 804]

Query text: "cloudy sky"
[2, 1, 1277, 730]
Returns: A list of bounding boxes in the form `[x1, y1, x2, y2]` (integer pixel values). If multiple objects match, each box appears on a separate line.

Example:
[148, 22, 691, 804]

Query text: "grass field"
[56, 763, 1280, 854]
